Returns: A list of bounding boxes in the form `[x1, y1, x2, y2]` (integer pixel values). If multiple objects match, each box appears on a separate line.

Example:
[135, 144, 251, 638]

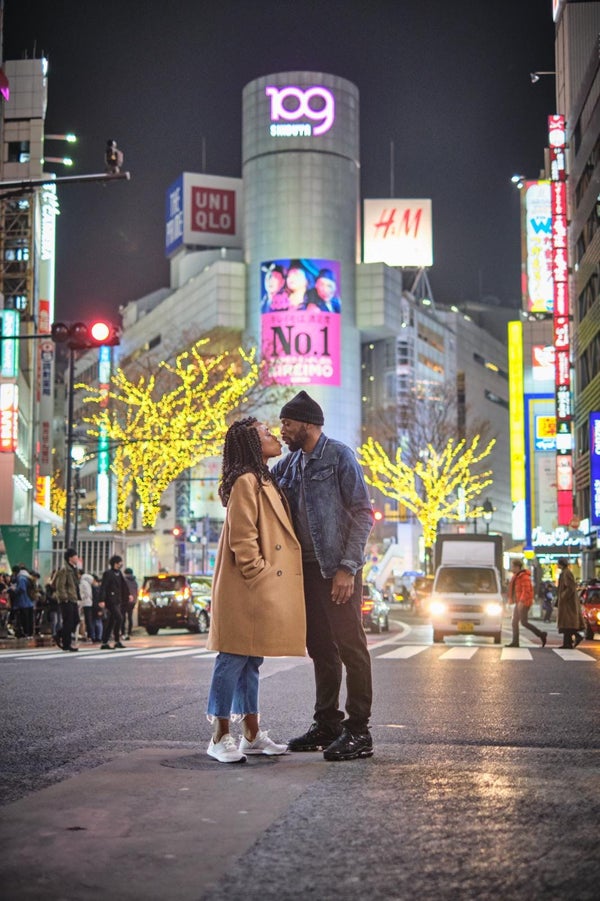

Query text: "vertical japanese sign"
[548, 114, 573, 526]
[97, 346, 111, 523]
[37, 299, 54, 478]
[590, 412, 600, 528]
[260, 258, 341, 386]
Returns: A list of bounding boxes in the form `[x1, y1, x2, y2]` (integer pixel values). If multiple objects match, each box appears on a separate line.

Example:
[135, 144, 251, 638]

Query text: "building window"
[7, 141, 30, 164]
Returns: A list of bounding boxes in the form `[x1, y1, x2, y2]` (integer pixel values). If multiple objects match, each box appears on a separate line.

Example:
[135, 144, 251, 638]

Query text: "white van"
[428, 535, 504, 644]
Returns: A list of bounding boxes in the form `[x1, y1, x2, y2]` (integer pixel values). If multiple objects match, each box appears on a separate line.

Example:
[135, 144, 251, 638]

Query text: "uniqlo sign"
[190, 187, 235, 236]
[165, 173, 243, 256]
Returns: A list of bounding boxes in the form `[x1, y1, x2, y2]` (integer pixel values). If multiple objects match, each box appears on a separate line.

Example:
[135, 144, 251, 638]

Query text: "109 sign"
[265, 85, 335, 137]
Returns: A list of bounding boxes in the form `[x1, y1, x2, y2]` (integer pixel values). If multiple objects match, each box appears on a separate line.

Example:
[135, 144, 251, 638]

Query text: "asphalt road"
[1, 612, 599, 900]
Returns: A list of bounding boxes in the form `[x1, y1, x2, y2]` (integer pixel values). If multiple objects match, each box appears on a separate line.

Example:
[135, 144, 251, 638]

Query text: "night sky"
[3, 0, 557, 325]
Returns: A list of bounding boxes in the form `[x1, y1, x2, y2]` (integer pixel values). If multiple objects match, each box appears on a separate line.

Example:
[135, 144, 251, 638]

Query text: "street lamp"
[530, 71, 556, 84]
[482, 499, 494, 534]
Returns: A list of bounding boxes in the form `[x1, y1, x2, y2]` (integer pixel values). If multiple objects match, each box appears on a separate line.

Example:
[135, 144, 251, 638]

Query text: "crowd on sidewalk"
[0, 557, 139, 649]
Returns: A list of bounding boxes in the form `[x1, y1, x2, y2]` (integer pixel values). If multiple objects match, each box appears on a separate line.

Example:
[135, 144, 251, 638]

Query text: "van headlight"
[485, 603, 503, 617]
[429, 600, 447, 617]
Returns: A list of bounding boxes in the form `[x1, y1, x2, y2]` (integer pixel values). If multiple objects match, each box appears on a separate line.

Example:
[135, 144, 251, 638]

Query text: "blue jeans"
[206, 652, 264, 719]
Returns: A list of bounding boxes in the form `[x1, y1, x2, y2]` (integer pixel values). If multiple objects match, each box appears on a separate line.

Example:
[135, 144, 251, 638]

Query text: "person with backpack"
[12, 564, 35, 639]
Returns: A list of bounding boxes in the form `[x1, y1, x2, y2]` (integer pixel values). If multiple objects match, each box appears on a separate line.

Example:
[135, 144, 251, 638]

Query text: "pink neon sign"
[265, 85, 335, 136]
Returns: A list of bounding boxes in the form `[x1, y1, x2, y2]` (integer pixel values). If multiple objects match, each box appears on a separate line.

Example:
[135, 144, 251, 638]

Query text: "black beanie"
[280, 390, 324, 426]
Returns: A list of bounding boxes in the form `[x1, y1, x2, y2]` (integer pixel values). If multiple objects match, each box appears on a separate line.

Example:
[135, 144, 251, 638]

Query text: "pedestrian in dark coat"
[556, 558, 584, 648]
[99, 555, 129, 649]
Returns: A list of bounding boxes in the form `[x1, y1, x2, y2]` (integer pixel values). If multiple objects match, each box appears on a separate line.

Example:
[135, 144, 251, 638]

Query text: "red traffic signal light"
[172, 526, 184, 538]
[373, 510, 384, 522]
[51, 320, 120, 349]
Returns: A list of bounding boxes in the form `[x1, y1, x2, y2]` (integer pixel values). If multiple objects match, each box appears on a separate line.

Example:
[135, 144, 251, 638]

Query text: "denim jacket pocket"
[309, 466, 334, 481]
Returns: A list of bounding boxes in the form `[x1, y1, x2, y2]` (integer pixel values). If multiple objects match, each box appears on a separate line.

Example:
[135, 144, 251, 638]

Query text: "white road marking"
[377, 646, 429, 659]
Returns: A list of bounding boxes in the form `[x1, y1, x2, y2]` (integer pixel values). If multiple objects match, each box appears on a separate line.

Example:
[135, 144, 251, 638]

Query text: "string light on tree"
[357, 435, 495, 562]
[79, 338, 262, 529]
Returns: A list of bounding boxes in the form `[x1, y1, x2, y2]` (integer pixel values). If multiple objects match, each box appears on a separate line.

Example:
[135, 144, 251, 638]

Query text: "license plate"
[156, 597, 170, 607]
[457, 621, 474, 633]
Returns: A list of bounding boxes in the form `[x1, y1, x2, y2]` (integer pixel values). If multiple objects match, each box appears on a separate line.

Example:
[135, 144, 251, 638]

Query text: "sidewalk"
[0, 746, 324, 900]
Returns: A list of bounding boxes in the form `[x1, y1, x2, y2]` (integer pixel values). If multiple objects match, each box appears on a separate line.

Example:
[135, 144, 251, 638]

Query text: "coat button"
[276, 570, 283, 576]
[275, 544, 282, 550]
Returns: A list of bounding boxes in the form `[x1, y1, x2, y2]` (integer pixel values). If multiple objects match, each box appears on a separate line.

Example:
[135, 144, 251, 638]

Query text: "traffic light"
[51, 320, 120, 349]
[373, 510, 384, 522]
[172, 525, 184, 538]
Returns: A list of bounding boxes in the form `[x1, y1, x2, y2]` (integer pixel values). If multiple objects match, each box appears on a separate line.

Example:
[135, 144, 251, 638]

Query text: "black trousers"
[303, 561, 372, 733]
[121, 602, 134, 637]
[59, 601, 79, 649]
[15, 607, 34, 638]
[102, 604, 123, 644]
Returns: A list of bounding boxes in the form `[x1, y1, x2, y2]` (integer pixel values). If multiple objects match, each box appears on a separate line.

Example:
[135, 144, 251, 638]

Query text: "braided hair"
[218, 417, 276, 506]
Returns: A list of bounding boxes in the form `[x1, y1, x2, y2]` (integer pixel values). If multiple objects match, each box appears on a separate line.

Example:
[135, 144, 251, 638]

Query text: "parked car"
[361, 584, 390, 634]
[138, 573, 212, 635]
[580, 580, 600, 640]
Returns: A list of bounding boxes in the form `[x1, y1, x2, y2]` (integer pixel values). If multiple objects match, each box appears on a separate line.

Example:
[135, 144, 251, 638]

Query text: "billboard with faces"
[260, 258, 341, 386]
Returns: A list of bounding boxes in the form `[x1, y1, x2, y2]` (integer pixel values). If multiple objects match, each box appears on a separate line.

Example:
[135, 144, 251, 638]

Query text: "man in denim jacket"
[272, 391, 374, 761]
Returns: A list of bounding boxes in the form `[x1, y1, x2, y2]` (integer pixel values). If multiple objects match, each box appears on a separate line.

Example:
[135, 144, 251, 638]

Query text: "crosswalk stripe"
[140, 648, 215, 659]
[553, 649, 595, 661]
[439, 647, 479, 660]
[378, 646, 429, 659]
[501, 648, 533, 661]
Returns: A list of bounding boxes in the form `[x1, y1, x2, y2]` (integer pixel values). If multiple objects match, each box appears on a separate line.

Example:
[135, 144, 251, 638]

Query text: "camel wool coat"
[207, 472, 306, 657]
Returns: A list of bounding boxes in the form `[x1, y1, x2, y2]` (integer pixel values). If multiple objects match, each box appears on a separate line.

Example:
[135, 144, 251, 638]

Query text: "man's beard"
[284, 424, 309, 452]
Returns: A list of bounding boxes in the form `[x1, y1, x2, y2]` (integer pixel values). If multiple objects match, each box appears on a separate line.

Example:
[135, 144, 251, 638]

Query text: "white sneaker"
[239, 730, 288, 756]
[207, 734, 247, 764]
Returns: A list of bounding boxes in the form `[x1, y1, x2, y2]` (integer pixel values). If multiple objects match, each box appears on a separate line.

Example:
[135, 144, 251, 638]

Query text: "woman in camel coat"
[205, 418, 306, 764]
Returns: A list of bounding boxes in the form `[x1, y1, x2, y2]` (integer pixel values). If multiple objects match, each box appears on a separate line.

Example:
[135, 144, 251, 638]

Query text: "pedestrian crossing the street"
[0, 643, 597, 664]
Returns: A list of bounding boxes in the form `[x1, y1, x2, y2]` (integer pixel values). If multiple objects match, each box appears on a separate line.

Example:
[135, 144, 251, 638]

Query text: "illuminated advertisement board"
[265, 84, 335, 137]
[165, 173, 243, 256]
[96, 346, 111, 524]
[521, 180, 553, 313]
[0, 383, 18, 453]
[0, 309, 19, 378]
[363, 199, 433, 267]
[37, 299, 54, 476]
[590, 412, 600, 527]
[260, 258, 341, 386]
[532, 344, 555, 383]
[549, 114, 573, 525]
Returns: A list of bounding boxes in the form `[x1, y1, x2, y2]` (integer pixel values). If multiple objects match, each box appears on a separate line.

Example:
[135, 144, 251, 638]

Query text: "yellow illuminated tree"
[357, 435, 495, 567]
[80, 338, 262, 529]
[50, 474, 66, 523]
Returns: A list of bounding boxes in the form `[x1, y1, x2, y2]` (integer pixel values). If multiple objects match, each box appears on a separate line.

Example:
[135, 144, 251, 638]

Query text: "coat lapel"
[263, 481, 298, 542]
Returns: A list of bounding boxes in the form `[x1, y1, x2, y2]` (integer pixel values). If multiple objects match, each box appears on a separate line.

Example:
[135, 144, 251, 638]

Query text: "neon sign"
[265, 86, 335, 137]
[590, 413, 600, 527]
[549, 113, 573, 525]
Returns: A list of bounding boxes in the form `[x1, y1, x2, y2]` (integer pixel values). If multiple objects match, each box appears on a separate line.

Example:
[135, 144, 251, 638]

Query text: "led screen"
[260, 258, 341, 386]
